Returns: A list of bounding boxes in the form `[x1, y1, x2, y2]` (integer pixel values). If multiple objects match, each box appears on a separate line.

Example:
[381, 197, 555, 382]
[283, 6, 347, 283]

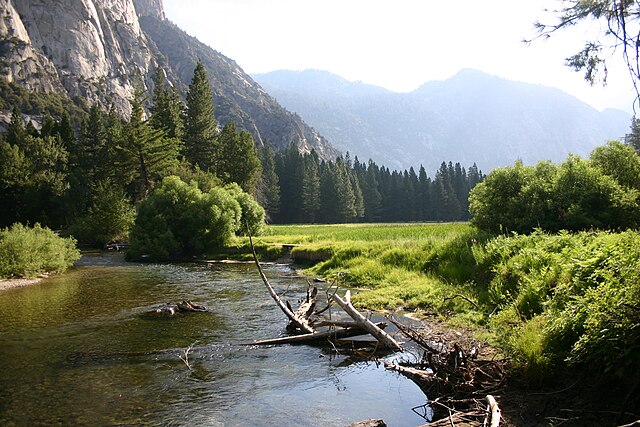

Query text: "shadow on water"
[0, 252, 427, 426]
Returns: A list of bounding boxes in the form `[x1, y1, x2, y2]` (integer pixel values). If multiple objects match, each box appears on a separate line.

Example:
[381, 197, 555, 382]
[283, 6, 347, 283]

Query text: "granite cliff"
[0, 0, 335, 155]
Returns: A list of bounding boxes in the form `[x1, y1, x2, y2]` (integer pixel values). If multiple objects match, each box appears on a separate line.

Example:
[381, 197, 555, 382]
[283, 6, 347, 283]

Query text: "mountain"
[0, 0, 335, 157]
[253, 69, 631, 171]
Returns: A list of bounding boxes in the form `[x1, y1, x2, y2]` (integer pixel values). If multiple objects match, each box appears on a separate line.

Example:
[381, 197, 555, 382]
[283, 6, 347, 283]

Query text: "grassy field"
[251, 223, 488, 318]
[242, 223, 640, 386]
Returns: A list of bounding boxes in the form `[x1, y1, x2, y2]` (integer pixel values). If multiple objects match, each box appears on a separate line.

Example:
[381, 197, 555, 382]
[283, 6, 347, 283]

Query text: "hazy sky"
[163, 0, 636, 113]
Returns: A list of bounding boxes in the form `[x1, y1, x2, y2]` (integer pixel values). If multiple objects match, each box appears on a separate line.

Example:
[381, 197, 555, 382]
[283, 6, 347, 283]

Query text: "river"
[0, 252, 427, 426]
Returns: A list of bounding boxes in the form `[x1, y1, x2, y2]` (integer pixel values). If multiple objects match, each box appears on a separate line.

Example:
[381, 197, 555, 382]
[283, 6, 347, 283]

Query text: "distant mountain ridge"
[253, 69, 631, 171]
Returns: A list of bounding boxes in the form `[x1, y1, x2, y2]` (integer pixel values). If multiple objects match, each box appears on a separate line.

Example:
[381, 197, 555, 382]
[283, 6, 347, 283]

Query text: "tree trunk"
[331, 290, 402, 351]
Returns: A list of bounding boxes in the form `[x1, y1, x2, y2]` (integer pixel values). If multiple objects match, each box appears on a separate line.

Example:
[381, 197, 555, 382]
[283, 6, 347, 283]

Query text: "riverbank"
[0, 276, 44, 291]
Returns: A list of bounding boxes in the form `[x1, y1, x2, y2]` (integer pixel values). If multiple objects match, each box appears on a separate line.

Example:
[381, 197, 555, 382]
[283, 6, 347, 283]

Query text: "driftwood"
[251, 322, 388, 346]
[485, 395, 501, 427]
[286, 285, 318, 333]
[332, 290, 402, 351]
[384, 319, 508, 425]
[347, 420, 386, 427]
[154, 300, 207, 315]
[249, 234, 315, 334]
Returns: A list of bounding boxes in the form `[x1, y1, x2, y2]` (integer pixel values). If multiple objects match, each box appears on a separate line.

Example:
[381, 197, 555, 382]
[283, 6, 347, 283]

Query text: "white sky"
[163, 0, 637, 113]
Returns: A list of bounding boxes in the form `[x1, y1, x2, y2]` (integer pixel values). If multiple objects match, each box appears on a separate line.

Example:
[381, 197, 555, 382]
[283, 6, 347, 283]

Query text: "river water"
[0, 252, 427, 426]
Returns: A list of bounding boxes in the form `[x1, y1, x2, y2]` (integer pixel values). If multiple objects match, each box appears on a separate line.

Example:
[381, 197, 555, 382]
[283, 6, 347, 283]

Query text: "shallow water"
[0, 252, 427, 426]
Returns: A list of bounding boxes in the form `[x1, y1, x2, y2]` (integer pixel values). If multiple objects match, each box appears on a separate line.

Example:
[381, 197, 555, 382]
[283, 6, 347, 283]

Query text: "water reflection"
[0, 252, 426, 426]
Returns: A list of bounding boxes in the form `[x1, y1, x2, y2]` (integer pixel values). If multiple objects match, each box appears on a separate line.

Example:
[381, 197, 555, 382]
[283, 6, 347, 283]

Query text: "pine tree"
[276, 143, 305, 223]
[184, 61, 218, 172]
[218, 121, 262, 193]
[625, 116, 640, 154]
[123, 89, 180, 202]
[256, 142, 280, 220]
[302, 154, 321, 223]
[6, 107, 24, 147]
[362, 160, 382, 221]
[150, 67, 185, 140]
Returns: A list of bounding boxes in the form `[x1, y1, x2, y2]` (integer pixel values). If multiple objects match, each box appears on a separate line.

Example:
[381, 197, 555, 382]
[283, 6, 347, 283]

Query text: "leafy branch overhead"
[530, 0, 640, 100]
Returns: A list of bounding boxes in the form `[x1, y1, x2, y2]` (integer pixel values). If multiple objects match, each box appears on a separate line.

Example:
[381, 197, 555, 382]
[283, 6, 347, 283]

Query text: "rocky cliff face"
[2, 0, 158, 115]
[0, 0, 335, 156]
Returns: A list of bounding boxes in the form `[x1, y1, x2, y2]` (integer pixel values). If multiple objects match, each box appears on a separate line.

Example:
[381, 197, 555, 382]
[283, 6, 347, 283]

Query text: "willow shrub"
[128, 176, 264, 262]
[0, 223, 80, 279]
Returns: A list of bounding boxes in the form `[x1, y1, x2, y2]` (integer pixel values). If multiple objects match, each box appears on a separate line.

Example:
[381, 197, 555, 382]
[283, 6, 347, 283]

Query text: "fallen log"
[287, 285, 318, 333]
[381, 360, 433, 382]
[485, 395, 501, 427]
[250, 322, 388, 346]
[249, 234, 315, 334]
[332, 290, 402, 351]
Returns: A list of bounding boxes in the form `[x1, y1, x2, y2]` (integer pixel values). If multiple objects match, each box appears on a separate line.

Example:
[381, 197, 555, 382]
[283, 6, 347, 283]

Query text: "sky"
[163, 0, 637, 113]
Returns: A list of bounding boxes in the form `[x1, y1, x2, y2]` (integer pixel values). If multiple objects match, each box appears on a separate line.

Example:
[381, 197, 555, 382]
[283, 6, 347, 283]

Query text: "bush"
[469, 146, 640, 233]
[0, 223, 80, 278]
[224, 183, 266, 236]
[481, 230, 640, 383]
[127, 176, 264, 261]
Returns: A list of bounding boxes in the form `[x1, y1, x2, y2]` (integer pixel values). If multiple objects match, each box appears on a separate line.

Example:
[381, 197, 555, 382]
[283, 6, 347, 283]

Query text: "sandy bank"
[0, 277, 45, 291]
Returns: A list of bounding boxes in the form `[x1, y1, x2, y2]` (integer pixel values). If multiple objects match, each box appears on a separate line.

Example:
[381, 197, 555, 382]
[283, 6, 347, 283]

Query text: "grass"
[243, 223, 489, 313]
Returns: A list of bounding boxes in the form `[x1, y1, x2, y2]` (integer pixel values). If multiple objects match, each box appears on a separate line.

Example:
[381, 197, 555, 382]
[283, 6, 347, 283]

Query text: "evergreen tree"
[362, 160, 382, 222]
[302, 154, 321, 222]
[276, 143, 305, 223]
[56, 112, 75, 150]
[625, 116, 640, 154]
[256, 142, 280, 220]
[184, 61, 218, 172]
[123, 89, 180, 202]
[6, 107, 24, 147]
[150, 67, 185, 140]
[350, 172, 365, 220]
[417, 165, 431, 220]
[218, 121, 262, 193]
[334, 157, 356, 222]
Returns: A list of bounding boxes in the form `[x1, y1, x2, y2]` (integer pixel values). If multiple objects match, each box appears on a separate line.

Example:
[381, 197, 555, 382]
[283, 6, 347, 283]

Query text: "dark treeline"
[0, 63, 484, 241]
[265, 144, 484, 224]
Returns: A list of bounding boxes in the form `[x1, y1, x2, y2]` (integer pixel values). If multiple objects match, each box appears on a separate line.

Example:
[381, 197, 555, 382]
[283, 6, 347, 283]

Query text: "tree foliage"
[127, 176, 264, 261]
[469, 143, 640, 233]
[0, 223, 80, 279]
[184, 61, 218, 172]
[532, 1, 640, 101]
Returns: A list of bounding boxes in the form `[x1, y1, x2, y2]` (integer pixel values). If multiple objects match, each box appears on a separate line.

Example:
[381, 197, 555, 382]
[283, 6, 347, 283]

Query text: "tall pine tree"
[184, 61, 218, 172]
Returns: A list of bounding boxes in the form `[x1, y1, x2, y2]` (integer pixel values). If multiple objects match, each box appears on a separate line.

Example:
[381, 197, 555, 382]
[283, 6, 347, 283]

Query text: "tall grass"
[0, 223, 80, 279]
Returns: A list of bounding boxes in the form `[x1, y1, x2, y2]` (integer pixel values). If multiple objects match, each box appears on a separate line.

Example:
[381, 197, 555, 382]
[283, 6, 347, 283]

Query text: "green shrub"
[0, 223, 80, 278]
[127, 176, 265, 261]
[224, 183, 266, 236]
[482, 230, 640, 382]
[469, 146, 640, 233]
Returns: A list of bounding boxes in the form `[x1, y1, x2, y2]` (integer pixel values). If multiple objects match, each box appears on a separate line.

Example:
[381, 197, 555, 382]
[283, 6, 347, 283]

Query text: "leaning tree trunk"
[249, 234, 315, 334]
[332, 290, 402, 351]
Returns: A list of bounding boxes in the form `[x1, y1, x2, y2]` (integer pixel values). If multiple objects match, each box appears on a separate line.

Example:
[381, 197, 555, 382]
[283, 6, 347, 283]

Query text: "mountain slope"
[0, 0, 335, 156]
[254, 69, 631, 171]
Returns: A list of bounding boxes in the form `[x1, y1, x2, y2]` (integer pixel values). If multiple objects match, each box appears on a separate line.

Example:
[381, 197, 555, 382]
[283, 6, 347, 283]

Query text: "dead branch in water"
[248, 233, 315, 334]
[332, 290, 402, 351]
[385, 318, 508, 424]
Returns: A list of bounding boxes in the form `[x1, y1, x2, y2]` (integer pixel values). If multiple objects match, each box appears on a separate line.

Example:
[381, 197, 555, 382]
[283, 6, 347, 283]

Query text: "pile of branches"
[383, 318, 508, 424]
